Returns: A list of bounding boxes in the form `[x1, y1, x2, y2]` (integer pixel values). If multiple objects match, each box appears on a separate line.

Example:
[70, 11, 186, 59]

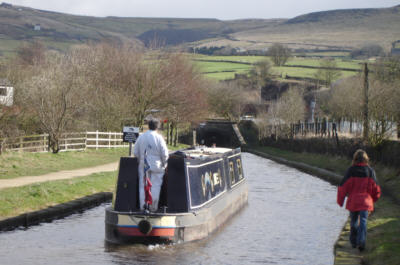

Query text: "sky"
[5, 0, 400, 20]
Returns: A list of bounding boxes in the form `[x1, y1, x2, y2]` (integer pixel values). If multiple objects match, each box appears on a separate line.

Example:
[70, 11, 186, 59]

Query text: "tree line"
[252, 53, 400, 147]
[1, 42, 210, 153]
[320, 57, 400, 146]
[1, 41, 398, 153]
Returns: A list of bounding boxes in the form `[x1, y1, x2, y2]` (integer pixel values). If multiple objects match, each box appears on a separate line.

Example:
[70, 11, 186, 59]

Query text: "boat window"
[229, 161, 235, 184]
[237, 159, 243, 180]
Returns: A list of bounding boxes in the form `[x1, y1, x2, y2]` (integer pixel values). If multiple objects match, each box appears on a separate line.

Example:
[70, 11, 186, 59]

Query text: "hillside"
[0, 3, 279, 57]
[0, 3, 400, 57]
[224, 5, 400, 51]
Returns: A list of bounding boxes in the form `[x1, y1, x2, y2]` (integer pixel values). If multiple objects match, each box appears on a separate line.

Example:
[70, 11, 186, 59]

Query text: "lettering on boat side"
[187, 160, 226, 208]
[201, 169, 223, 197]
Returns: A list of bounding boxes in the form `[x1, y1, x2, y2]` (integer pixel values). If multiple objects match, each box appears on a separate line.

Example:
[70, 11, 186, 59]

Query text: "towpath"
[0, 162, 119, 189]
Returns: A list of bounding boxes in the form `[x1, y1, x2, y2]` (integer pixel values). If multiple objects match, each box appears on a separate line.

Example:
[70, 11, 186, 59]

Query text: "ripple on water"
[0, 152, 348, 265]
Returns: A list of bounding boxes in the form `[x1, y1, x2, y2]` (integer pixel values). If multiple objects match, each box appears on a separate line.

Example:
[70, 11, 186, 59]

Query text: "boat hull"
[105, 177, 248, 244]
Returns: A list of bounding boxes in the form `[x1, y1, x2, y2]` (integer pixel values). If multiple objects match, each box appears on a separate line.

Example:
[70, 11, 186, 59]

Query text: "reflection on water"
[0, 153, 347, 265]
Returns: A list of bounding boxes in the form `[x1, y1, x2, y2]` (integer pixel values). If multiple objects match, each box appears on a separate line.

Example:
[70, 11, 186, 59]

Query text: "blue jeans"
[350, 210, 368, 247]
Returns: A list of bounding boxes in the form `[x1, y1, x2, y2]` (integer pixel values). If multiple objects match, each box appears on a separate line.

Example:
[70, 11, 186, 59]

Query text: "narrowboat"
[105, 146, 248, 244]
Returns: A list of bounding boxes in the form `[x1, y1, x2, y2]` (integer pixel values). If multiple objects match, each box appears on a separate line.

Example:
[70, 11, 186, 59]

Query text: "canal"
[0, 153, 348, 265]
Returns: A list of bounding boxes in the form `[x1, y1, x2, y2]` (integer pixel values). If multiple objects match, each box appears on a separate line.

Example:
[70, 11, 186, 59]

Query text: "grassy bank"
[0, 148, 128, 179]
[0, 144, 187, 219]
[251, 145, 400, 265]
[0, 171, 116, 219]
[0, 143, 189, 179]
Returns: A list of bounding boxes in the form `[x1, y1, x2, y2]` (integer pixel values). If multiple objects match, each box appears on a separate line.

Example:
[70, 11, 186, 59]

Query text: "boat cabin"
[113, 147, 244, 213]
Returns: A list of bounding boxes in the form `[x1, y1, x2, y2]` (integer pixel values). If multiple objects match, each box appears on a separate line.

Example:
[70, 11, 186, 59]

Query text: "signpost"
[123, 127, 139, 156]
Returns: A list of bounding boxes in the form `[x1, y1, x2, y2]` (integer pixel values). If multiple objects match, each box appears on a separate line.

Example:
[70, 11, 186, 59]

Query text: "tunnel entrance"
[202, 131, 227, 147]
[196, 119, 245, 148]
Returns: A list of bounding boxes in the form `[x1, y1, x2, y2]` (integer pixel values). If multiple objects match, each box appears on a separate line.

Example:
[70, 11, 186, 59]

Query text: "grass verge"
[0, 143, 188, 179]
[0, 148, 128, 179]
[0, 171, 116, 219]
[0, 143, 187, 219]
[251, 145, 400, 265]
[364, 197, 400, 265]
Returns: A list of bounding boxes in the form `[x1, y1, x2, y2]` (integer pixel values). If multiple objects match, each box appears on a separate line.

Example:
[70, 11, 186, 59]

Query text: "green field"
[203, 71, 238, 80]
[271, 66, 317, 79]
[194, 55, 266, 64]
[0, 38, 21, 58]
[194, 60, 251, 74]
[286, 57, 362, 70]
[293, 51, 350, 57]
[272, 66, 357, 80]
[192, 54, 360, 81]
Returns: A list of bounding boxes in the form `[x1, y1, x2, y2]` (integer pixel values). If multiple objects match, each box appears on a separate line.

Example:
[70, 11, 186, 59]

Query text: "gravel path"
[0, 162, 119, 189]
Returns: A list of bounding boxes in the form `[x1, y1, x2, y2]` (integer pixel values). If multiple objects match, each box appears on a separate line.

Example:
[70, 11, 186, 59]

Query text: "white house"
[0, 80, 13, 106]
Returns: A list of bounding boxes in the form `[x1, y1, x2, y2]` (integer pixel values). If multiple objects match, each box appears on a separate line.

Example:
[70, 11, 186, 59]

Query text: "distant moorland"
[0, 3, 400, 57]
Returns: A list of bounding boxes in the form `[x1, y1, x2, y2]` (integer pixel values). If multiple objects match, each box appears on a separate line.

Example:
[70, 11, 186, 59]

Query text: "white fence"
[86, 131, 128, 149]
[1, 131, 129, 153]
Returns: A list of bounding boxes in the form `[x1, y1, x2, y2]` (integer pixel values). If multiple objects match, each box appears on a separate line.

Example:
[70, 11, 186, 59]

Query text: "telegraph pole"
[363, 63, 369, 143]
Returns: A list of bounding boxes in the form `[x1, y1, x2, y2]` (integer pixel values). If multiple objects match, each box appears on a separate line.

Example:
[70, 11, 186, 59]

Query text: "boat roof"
[180, 147, 235, 158]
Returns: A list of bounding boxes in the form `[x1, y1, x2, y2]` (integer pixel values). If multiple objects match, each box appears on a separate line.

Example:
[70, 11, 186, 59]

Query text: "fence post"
[328, 121, 331, 138]
[19, 136, 23, 152]
[65, 134, 68, 151]
[47, 134, 50, 152]
[398, 123, 400, 139]
[84, 132, 87, 150]
[96, 130, 99, 150]
[314, 118, 318, 136]
[109, 132, 111, 148]
[305, 120, 308, 136]
[167, 122, 170, 145]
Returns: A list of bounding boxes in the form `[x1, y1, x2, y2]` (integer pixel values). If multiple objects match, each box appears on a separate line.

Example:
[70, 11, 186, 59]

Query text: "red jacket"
[337, 163, 381, 212]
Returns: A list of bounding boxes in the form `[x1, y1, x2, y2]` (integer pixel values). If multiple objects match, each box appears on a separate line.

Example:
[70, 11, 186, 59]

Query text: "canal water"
[0, 153, 348, 265]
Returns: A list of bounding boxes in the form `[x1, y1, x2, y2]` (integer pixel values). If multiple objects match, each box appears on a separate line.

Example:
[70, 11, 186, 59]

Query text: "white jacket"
[133, 130, 169, 173]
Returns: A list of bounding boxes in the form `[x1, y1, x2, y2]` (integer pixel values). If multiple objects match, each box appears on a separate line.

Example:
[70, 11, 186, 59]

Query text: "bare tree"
[368, 80, 398, 145]
[325, 77, 362, 121]
[79, 44, 209, 146]
[350, 44, 384, 59]
[17, 41, 46, 66]
[207, 82, 243, 121]
[161, 54, 208, 146]
[313, 59, 342, 87]
[247, 59, 272, 90]
[372, 56, 400, 140]
[79, 43, 166, 131]
[22, 51, 85, 153]
[257, 102, 279, 140]
[276, 87, 306, 137]
[268, 44, 291, 66]
[260, 87, 305, 139]
[323, 70, 399, 146]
